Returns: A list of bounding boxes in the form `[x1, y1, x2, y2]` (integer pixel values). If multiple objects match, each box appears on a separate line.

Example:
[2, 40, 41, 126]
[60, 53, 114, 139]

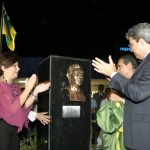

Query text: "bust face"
[70, 68, 84, 87]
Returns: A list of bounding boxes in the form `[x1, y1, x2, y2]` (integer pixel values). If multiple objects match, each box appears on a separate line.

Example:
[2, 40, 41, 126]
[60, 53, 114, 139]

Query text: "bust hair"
[66, 64, 83, 78]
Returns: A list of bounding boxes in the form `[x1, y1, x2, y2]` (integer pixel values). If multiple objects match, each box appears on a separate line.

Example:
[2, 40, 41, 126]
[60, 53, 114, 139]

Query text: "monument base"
[37, 55, 91, 150]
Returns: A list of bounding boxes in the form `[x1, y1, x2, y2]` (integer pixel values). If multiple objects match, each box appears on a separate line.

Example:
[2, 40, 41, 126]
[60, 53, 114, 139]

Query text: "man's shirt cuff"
[111, 72, 117, 78]
[28, 111, 37, 122]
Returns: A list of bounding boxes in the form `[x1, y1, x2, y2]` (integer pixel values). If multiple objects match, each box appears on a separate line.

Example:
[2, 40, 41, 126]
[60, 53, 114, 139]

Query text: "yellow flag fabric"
[1, 4, 17, 51]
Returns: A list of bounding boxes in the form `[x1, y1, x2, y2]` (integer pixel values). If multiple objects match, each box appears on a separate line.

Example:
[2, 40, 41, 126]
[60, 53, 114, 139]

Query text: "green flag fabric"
[97, 101, 126, 150]
[1, 4, 17, 51]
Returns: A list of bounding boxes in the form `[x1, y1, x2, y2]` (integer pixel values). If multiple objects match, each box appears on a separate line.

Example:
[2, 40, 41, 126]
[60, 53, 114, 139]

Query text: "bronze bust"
[66, 64, 86, 102]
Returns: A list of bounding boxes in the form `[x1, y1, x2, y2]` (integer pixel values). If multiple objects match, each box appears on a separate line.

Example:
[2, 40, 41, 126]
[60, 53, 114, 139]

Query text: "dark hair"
[98, 84, 104, 89]
[0, 51, 20, 75]
[105, 87, 111, 94]
[118, 54, 138, 69]
[126, 23, 150, 44]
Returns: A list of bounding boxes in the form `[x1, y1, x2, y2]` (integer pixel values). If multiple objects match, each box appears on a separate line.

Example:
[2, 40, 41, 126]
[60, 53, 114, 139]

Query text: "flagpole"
[0, 2, 3, 53]
[0, 2, 4, 53]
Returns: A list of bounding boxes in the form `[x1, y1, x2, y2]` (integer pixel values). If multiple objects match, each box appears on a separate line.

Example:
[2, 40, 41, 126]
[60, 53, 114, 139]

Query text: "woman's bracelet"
[31, 92, 37, 98]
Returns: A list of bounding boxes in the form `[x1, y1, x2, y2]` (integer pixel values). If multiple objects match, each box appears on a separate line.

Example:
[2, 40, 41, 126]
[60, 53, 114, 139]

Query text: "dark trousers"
[92, 121, 101, 145]
[0, 119, 20, 150]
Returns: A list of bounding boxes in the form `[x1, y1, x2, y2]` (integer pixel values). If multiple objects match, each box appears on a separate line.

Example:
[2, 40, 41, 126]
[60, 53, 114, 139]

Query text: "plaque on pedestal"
[37, 55, 91, 150]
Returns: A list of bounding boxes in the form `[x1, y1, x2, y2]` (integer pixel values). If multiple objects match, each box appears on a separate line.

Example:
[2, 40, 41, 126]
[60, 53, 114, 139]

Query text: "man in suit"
[92, 22, 150, 150]
[92, 84, 106, 146]
[97, 54, 138, 150]
[93, 84, 106, 109]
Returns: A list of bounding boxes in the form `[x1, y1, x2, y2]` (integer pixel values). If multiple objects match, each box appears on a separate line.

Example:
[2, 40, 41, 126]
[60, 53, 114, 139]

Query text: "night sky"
[2, 0, 150, 60]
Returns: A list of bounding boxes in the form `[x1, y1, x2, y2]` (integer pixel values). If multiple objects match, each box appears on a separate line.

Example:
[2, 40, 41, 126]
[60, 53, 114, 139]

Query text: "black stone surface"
[37, 55, 91, 150]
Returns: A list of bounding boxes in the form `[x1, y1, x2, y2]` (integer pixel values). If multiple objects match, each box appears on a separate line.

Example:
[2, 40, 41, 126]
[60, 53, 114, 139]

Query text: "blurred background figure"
[93, 84, 106, 108]
[92, 84, 106, 148]
[91, 92, 98, 148]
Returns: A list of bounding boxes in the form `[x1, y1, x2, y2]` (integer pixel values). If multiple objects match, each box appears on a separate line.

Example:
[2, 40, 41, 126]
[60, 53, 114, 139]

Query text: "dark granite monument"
[37, 55, 91, 150]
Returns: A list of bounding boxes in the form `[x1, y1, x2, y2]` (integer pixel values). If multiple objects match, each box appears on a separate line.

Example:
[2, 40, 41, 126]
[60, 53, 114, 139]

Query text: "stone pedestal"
[37, 55, 91, 150]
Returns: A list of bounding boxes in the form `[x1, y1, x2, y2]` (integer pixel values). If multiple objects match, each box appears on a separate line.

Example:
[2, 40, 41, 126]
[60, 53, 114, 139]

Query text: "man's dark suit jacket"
[93, 92, 106, 109]
[109, 53, 150, 150]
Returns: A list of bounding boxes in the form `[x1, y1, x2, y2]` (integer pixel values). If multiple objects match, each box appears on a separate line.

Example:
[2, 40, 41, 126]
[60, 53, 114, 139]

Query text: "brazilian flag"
[1, 3, 17, 51]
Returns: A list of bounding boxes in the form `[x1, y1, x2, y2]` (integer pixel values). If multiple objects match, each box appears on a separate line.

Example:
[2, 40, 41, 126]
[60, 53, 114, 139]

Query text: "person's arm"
[36, 112, 51, 125]
[92, 55, 116, 78]
[19, 74, 37, 106]
[109, 92, 125, 104]
[24, 81, 51, 108]
[28, 111, 51, 125]
[110, 56, 150, 102]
